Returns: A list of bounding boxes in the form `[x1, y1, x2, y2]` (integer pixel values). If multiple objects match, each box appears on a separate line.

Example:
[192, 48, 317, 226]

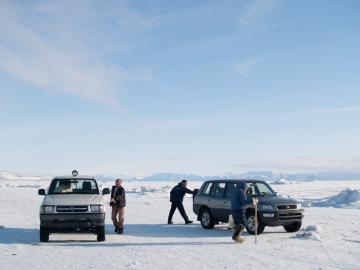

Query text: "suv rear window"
[201, 182, 214, 195]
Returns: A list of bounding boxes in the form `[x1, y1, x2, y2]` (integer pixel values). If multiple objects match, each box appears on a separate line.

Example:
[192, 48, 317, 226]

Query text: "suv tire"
[40, 226, 49, 242]
[246, 213, 265, 235]
[96, 226, 105, 241]
[200, 208, 215, 229]
[283, 221, 302, 232]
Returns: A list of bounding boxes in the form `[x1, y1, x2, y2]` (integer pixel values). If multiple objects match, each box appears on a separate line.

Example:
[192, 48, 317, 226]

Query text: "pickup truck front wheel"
[40, 226, 49, 242]
[200, 208, 215, 229]
[283, 221, 302, 232]
[246, 214, 265, 235]
[96, 226, 105, 241]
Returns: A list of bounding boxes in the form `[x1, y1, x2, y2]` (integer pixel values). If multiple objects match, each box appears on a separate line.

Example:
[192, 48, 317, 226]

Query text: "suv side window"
[224, 182, 237, 198]
[247, 183, 256, 197]
[213, 182, 226, 198]
[201, 182, 214, 195]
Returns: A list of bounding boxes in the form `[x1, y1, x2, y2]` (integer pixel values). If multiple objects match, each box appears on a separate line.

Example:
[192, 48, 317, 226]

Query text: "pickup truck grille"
[56, 205, 88, 213]
[277, 205, 297, 210]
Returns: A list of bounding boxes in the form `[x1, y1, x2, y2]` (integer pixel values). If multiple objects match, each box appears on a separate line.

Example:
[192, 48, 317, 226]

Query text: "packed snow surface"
[0, 179, 360, 270]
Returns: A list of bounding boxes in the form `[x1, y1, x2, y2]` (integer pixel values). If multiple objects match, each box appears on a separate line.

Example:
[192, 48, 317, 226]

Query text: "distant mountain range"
[1, 170, 360, 182]
[131, 171, 360, 182]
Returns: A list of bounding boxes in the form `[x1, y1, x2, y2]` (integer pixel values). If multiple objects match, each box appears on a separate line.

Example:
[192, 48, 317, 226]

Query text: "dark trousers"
[168, 202, 189, 222]
[231, 210, 246, 227]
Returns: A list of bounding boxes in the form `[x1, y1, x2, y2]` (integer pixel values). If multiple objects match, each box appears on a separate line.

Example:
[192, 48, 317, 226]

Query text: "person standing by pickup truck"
[231, 182, 253, 242]
[110, 179, 126, 234]
[168, 180, 194, 224]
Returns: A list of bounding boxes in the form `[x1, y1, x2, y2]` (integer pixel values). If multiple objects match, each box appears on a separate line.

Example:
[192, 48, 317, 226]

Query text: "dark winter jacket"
[111, 185, 126, 208]
[170, 183, 194, 203]
[231, 182, 252, 211]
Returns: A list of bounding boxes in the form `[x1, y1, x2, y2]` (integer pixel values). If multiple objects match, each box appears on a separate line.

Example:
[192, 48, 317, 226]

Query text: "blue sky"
[1, 0, 360, 176]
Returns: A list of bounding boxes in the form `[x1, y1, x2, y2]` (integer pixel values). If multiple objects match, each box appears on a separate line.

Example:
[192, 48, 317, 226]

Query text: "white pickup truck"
[38, 171, 110, 242]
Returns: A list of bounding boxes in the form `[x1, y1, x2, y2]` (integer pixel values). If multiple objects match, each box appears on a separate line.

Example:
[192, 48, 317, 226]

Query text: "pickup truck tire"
[200, 208, 215, 229]
[283, 221, 302, 232]
[246, 213, 265, 235]
[40, 226, 49, 242]
[96, 226, 105, 241]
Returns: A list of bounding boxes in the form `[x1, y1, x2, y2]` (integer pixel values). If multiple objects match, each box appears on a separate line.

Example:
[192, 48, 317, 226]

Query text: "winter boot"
[232, 225, 245, 242]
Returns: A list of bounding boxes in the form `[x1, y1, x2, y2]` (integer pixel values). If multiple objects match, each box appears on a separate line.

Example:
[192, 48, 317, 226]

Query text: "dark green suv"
[193, 179, 304, 234]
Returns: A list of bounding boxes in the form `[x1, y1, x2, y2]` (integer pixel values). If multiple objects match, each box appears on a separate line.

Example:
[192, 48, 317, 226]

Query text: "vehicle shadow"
[104, 223, 237, 238]
[0, 227, 39, 245]
[0, 224, 243, 245]
[51, 240, 235, 248]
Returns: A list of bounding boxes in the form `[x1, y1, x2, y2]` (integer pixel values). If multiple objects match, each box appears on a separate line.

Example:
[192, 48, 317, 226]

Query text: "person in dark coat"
[231, 182, 253, 242]
[167, 180, 194, 224]
[110, 179, 126, 234]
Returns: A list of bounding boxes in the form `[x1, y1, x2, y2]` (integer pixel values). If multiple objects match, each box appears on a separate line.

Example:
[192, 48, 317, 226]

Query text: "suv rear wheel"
[200, 208, 215, 229]
[246, 213, 265, 235]
[96, 226, 105, 241]
[283, 221, 302, 232]
[40, 226, 49, 242]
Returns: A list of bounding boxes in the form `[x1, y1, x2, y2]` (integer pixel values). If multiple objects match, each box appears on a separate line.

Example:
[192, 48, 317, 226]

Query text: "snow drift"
[312, 188, 360, 208]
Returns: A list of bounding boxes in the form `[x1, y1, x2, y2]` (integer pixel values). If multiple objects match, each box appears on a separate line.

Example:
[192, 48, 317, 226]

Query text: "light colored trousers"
[111, 207, 125, 228]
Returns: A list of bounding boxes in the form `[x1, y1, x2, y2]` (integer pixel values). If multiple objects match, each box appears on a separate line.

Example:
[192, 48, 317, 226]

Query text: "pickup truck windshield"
[48, 179, 99, 195]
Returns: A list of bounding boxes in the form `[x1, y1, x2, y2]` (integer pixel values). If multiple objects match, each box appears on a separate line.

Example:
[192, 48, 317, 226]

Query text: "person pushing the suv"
[168, 180, 194, 224]
[231, 182, 254, 243]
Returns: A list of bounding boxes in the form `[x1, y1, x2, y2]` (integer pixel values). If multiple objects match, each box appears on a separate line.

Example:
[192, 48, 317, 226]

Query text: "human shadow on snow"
[0, 224, 246, 245]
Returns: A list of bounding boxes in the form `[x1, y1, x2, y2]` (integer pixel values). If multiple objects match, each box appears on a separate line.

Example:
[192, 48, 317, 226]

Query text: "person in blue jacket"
[168, 180, 194, 224]
[231, 182, 253, 242]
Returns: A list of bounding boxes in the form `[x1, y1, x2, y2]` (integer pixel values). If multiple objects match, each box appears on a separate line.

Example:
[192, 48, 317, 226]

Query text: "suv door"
[209, 182, 228, 222]
[222, 182, 238, 217]
[194, 182, 215, 212]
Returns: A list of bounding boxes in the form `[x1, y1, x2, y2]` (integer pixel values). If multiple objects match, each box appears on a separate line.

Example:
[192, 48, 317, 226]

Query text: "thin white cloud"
[239, 0, 281, 26]
[0, 1, 157, 106]
[234, 156, 360, 173]
[289, 107, 360, 119]
[233, 58, 261, 77]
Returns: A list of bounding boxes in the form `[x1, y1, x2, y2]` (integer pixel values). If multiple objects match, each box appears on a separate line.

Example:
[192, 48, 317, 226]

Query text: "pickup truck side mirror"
[102, 188, 110, 195]
[38, 189, 46, 196]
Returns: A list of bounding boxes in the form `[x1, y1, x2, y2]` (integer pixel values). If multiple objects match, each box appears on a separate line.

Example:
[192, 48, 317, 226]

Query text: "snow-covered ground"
[0, 179, 360, 270]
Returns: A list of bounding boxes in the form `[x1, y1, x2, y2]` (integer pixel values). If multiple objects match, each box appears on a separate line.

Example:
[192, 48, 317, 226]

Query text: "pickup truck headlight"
[90, 205, 104, 212]
[42, 206, 54, 213]
[259, 204, 276, 211]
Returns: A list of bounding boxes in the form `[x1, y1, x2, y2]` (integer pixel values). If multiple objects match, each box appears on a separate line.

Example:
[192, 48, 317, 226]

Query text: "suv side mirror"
[102, 188, 110, 195]
[246, 188, 253, 195]
[38, 189, 46, 196]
